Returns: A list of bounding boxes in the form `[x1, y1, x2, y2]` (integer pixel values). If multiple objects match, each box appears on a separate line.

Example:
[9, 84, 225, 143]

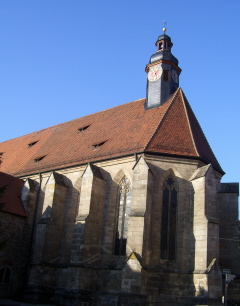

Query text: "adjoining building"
[0, 31, 239, 305]
[0, 172, 30, 298]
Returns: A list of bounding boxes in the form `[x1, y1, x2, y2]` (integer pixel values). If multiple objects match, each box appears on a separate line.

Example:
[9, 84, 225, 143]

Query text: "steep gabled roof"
[145, 89, 223, 173]
[0, 172, 26, 217]
[0, 88, 223, 176]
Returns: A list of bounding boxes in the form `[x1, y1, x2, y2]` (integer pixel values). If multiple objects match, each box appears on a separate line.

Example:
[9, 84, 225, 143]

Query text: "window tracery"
[114, 176, 131, 255]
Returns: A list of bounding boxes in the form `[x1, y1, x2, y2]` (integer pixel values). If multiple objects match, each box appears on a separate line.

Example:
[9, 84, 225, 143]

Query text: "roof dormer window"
[28, 141, 38, 148]
[34, 156, 46, 163]
[78, 125, 90, 133]
[92, 141, 106, 150]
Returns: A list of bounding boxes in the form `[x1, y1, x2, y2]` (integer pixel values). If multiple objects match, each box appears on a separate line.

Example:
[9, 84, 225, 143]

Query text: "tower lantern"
[155, 33, 173, 52]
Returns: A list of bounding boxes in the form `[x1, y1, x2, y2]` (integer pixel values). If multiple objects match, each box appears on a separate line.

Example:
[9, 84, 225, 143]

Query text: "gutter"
[16, 151, 225, 178]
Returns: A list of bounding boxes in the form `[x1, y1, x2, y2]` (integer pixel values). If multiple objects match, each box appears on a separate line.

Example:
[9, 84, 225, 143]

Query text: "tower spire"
[145, 32, 181, 109]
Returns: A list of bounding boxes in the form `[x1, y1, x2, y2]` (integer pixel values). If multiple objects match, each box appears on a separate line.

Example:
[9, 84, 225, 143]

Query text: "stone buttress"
[190, 164, 222, 299]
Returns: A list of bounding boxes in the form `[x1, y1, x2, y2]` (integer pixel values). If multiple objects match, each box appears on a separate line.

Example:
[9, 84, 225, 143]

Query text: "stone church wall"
[19, 155, 238, 305]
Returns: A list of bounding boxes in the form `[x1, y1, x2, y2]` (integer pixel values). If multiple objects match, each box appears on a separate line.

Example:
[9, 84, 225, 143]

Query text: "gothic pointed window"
[160, 176, 177, 260]
[114, 176, 131, 255]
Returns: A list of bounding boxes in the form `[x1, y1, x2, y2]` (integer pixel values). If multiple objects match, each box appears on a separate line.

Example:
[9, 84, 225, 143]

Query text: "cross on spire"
[163, 20, 167, 33]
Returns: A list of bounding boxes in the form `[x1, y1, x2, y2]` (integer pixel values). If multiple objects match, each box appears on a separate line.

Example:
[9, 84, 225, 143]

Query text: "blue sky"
[0, 0, 239, 184]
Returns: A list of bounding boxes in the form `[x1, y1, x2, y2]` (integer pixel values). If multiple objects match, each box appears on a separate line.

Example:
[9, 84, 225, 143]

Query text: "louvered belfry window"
[160, 177, 177, 260]
[114, 176, 131, 255]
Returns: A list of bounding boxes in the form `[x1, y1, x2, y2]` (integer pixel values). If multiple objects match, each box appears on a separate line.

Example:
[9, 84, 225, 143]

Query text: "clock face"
[171, 70, 179, 83]
[148, 66, 162, 82]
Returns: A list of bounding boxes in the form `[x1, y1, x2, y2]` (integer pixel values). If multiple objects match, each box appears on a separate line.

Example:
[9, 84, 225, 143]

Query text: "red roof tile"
[146, 89, 223, 173]
[0, 172, 26, 217]
[0, 88, 223, 176]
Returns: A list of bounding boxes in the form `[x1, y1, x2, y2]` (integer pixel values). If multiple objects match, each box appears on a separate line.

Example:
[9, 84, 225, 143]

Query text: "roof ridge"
[0, 125, 56, 144]
[144, 88, 181, 150]
[58, 97, 145, 126]
[179, 89, 199, 157]
[0, 98, 146, 144]
[179, 89, 223, 173]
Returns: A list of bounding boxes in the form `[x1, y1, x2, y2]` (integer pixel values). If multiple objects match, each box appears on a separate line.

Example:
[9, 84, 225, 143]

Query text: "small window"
[0, 152, 3, 156]
[163, 70, 169, 82]
[92, 141, 106, 150]
[158, 42, 163, 50]
[78, 125, 90, 133]
[34, 156, 46, 163]
[0, 267, 11, 284]
[28, 141, 38, 148]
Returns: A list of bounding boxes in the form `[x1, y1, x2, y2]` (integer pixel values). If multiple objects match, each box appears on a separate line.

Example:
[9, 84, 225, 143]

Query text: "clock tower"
[145, 30, 181, 109]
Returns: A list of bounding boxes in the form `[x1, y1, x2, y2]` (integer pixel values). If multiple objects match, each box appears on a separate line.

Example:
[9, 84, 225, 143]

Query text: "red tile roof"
[146, 89, 223, 173]
[0, 172, 26, 217]
[0, 88, 223, 176]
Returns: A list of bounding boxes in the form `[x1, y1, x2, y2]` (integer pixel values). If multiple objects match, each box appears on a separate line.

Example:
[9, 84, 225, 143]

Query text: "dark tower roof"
[146, 33, 181, 108]
[156, 33, 172, 44]
[149, 33, 179, 65]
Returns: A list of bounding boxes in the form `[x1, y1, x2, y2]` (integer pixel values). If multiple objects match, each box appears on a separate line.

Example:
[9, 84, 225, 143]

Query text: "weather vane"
[163, 20, 167, 33]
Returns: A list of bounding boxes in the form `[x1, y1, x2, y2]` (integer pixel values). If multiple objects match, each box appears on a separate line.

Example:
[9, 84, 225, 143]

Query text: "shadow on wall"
[140, 163, 197, 301]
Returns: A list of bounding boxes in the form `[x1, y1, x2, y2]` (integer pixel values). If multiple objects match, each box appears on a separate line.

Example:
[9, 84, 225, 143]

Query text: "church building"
[0, 31, 239, 305]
